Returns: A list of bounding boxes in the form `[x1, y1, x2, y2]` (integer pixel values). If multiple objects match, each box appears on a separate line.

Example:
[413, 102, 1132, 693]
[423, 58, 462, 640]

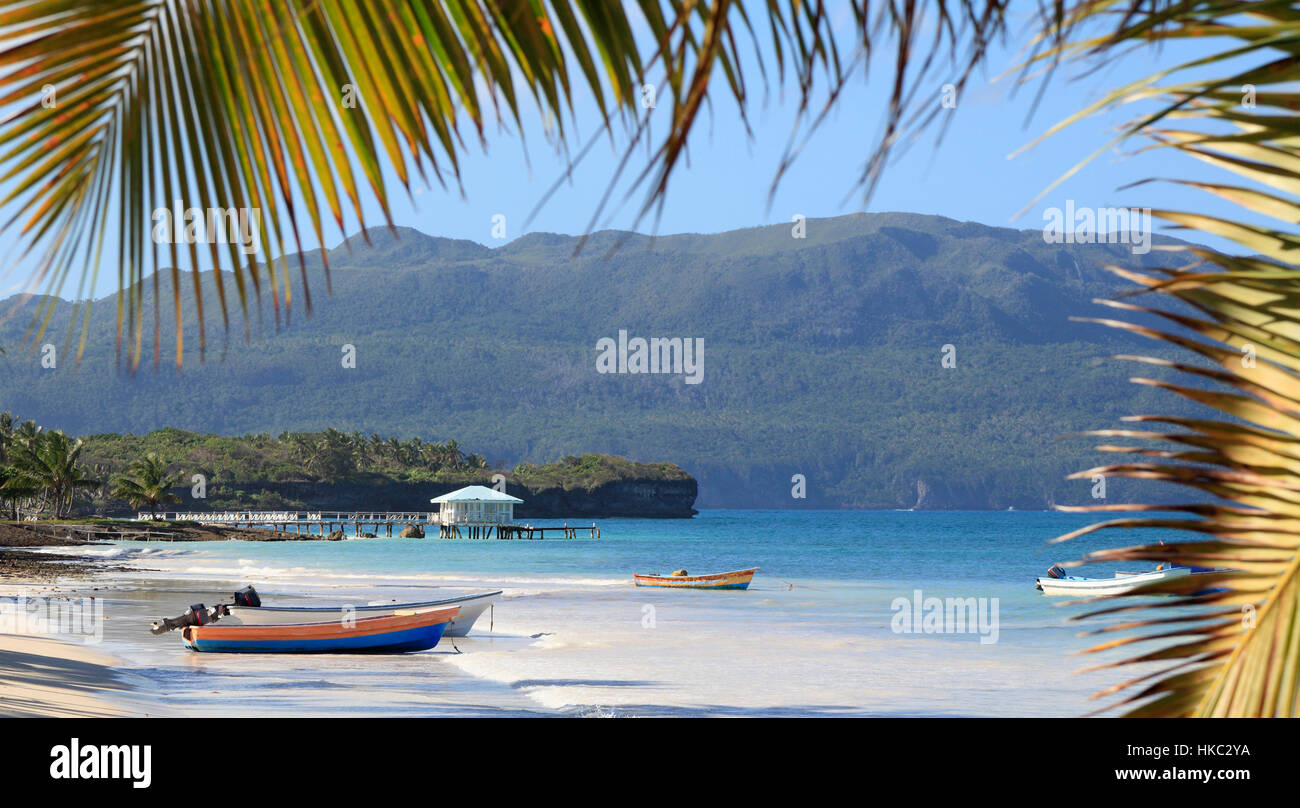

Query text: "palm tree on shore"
[0, 464, 40, 521]
[442, 440, 465, 470]
[9, 432, 100, 519]
[1, 1, 1298, 714]
[0, 413, 36, 518]
[111, 453, 183, 520]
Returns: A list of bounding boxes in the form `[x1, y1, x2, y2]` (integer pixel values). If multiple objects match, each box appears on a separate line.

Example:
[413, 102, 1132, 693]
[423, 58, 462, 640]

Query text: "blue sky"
[307, 17, 1240, 257]
[0, 6, 1246, 301]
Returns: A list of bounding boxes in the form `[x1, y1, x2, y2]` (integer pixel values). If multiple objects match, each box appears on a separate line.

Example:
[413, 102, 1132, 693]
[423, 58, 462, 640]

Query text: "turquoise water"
[109, 508, 1142, 583]
[67, 509, 1186, 716]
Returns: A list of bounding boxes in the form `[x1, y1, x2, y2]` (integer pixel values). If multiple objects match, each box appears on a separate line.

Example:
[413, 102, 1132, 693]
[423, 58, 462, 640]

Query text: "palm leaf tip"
[1025, 2, 1300, 717]
[0, 0, 1023, 367]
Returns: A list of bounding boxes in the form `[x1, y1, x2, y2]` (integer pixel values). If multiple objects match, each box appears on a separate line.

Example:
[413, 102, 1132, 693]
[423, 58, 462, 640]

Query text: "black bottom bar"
[2, 718, 1283, 796]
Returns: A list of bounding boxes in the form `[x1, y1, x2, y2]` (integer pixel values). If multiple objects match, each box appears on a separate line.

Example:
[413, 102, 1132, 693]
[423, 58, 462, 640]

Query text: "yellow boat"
[633, 567, 758, 590]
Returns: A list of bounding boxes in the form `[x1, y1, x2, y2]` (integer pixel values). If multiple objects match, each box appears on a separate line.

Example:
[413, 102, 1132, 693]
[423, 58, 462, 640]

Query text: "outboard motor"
[149, 584, 259, 636]
[1046, 564, 1067, 579]
[150, 603, 228, 635]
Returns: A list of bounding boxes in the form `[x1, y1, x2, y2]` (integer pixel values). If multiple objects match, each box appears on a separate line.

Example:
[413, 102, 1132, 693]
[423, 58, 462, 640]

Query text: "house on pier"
[431, 485, 523, 527]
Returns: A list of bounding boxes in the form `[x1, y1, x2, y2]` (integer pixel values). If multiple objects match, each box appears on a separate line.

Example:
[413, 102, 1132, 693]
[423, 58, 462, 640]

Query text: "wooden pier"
[138, 510, 599, 540]
[436, 523, 598, 540]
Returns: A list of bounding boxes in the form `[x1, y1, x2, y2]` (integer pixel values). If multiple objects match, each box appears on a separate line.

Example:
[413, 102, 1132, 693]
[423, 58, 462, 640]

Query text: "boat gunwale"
[226, 590, 502, 614]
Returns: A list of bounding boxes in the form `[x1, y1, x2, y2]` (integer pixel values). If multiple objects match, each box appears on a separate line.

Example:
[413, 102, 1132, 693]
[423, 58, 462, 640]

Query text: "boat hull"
[225, 591, 500, 637]
[1036, 567, 1190, 596]
[181, 607, 458, 653]
[634, 568, 758, 590]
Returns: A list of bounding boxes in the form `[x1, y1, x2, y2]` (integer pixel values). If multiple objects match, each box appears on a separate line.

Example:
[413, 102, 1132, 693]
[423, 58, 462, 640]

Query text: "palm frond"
[1030, 2, 1300, 717]
[0, 0, 1016, 368]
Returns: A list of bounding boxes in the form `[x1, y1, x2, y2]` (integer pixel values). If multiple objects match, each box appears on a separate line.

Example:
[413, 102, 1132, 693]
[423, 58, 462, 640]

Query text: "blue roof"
[431, 485, 523, 504]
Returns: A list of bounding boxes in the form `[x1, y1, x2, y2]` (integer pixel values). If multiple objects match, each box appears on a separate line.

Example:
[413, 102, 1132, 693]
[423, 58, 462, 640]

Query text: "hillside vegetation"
[77, 427, 696, 517]
[0, 213, 1194, 509]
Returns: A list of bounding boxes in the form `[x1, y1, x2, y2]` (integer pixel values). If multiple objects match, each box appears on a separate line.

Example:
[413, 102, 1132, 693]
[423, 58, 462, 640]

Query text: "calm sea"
[60, 510, 1185, 717]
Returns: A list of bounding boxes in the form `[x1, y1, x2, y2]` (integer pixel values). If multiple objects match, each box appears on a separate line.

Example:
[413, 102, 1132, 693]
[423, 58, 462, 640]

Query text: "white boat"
[1035, 567, 1190, 596]
[224, 591, 502, 637]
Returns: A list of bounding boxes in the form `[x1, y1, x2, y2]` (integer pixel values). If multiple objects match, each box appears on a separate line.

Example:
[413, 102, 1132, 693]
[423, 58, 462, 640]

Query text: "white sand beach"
[0, 511, 1146, 718]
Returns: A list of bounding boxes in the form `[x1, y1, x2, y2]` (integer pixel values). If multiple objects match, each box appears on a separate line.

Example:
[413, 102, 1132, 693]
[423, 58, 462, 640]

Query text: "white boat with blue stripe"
[1035, 565, 1190, 596]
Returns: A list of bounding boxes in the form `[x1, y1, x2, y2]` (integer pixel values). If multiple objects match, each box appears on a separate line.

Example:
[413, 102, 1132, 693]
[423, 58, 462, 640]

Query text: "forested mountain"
[0, 212, 1195, 509]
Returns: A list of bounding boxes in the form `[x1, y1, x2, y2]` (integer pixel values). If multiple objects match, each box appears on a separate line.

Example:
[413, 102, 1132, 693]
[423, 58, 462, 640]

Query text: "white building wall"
[438, 501, 515, 526]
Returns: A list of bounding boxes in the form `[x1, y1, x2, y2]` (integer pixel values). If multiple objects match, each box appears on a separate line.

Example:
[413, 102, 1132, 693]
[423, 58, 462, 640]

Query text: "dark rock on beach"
[399, 524, 423, 538]
[0, 524, 128, 580]
[0, 550, 108, 581]
[0, 523, 90, 547]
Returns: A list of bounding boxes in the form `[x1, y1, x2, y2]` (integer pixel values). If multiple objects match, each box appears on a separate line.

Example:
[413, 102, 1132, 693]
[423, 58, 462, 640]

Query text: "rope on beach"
[774, 577, 795, 591]
[767, 574, 830, 592]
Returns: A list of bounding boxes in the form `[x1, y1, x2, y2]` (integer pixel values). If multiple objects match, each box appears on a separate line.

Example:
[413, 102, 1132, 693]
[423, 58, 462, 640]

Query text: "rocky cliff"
[515, 477, 699, 519]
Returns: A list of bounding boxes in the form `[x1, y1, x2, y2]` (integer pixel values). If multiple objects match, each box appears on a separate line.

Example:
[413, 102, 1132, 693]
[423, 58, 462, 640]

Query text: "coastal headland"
[77, 427, 700, 520]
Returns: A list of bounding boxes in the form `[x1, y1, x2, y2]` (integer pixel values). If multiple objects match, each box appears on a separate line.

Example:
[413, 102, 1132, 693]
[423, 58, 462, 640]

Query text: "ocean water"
[41, 510, 1186, 717]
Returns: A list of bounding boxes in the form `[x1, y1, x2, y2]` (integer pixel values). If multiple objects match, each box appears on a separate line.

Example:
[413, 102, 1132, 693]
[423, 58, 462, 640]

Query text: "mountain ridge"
[0, 211, 1194, 509]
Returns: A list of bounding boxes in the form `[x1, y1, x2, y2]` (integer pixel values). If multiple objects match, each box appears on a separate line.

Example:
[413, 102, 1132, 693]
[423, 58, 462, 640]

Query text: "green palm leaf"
[0, 0, 1011, 368]
[111, 451, 182, 517]
[6, 429, 98, 518]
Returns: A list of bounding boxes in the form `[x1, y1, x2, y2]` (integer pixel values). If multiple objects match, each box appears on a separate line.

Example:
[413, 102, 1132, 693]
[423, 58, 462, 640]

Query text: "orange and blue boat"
[633, 568, 758, 590]
[180, 607, 458, 653]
